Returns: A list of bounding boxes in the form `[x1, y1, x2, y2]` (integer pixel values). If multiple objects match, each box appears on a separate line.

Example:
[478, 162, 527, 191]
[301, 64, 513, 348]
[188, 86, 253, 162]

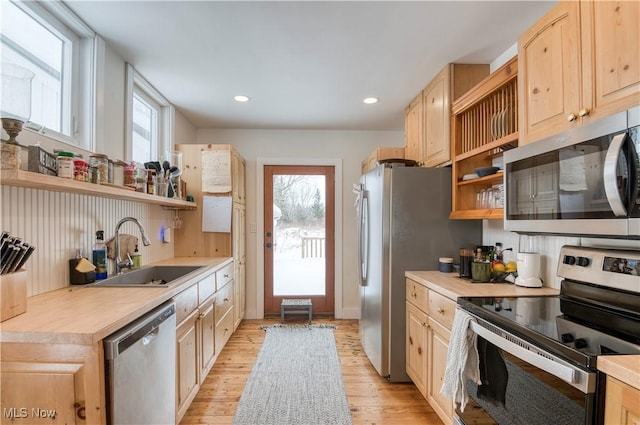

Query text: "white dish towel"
[440, 308, 481, 412]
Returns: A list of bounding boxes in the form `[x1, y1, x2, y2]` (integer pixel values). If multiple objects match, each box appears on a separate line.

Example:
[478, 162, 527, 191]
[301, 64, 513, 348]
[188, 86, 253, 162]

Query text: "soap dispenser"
[131, 244, 142, 269]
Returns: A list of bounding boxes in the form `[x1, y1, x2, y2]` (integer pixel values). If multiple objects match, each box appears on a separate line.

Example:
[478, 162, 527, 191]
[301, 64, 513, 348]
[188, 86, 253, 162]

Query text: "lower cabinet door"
[428, 318, 453, 424]
[406, 302, 428, 397]
[176, 311, 199, 422]
[199, 297, 216, 382]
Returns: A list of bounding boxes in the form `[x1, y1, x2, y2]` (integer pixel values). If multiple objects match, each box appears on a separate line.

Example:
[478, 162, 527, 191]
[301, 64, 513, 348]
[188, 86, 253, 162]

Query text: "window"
[0, 0, 95, 149]
[125, 64, 173, 164]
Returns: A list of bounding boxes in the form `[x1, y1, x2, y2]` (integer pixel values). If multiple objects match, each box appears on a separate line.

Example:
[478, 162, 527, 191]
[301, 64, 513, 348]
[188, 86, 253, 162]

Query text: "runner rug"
[232, 324, 353, 425]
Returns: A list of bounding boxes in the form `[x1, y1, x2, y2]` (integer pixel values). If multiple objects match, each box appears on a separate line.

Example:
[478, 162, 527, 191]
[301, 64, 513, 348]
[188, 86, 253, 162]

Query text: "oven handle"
[468, 320, 596, 393]
[603, 133, 628, 217]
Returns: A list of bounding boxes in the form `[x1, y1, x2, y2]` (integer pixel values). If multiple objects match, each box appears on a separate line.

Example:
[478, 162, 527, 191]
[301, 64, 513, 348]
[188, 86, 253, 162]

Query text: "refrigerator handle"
[357, 188, 369, 285]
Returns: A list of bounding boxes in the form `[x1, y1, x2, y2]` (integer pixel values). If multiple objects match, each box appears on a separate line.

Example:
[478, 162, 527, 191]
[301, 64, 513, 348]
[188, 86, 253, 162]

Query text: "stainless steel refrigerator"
[355, 164, 481, 382]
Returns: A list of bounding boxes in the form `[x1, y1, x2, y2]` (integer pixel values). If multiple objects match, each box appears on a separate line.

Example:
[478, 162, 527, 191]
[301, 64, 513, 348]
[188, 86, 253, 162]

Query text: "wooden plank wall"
[174, 144, 232, 258]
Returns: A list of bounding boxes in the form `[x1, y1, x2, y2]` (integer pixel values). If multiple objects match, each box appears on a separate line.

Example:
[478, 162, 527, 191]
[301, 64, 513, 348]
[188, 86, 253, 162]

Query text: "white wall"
[194, 129, 404, 319]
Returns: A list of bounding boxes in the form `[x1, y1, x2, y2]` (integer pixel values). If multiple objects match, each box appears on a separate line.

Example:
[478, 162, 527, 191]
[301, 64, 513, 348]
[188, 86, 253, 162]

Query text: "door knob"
[265, 242, 273, 248]
[266, 231, 272, 237]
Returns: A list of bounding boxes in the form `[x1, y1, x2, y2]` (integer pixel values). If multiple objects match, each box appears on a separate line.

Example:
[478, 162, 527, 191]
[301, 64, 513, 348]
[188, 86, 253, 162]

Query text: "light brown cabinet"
[518, 0, 640, 145]
[233, 202, 246, 330]
[361, 147, 406, 174]
[451, 57, 518, 220]
[404, 64, 489, 167]
[405, 94, 424, 164]
[175, 144, 246, 330]
[604, 376, 640, 425]
[405, 278, 455, 425]
[0, 342, 105, 424]
[175, 269, 234, 423]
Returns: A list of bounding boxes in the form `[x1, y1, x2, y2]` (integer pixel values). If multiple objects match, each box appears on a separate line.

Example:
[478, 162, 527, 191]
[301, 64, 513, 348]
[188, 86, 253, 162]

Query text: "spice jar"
[123, 162, 135, 188]
[73, 158, 89, 181]
[112, 160, 125, 186]
[89, 154, 109, 184]
[57, 151, 74, 179]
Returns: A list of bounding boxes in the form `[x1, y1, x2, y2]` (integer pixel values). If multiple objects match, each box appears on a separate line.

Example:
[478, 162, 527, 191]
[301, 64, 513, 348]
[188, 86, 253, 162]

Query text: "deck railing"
[301, 237, 325, 258]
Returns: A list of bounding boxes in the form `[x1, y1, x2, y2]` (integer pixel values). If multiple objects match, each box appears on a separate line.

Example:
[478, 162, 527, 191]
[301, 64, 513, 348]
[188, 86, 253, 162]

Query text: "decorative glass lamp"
[1, 63, 34, 145]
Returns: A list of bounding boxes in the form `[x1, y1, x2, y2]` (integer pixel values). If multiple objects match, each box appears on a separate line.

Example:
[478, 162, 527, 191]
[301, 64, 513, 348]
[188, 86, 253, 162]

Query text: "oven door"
[455, 314, 604, 425]
[504, 108, 638, 238]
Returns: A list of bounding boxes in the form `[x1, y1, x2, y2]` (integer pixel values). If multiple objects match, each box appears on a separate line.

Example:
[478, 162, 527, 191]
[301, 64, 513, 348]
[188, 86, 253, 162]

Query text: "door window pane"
[273, 174, 326, 296]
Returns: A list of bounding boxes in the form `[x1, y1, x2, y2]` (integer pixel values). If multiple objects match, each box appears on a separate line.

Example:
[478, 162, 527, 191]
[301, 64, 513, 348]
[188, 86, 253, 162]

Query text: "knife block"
[0, 269, 27, 322]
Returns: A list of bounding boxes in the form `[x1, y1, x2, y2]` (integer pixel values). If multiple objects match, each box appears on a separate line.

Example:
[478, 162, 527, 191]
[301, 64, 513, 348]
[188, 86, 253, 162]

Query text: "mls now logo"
[3, 407, 57, 419]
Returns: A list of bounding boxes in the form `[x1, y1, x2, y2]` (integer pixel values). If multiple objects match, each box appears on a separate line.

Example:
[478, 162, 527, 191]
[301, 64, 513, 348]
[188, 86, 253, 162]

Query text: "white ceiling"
[64, 1, 555, 131]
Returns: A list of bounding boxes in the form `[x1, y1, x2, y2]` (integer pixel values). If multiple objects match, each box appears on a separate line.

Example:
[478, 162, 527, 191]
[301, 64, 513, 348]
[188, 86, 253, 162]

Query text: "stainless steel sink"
[90, 265, 205, 288]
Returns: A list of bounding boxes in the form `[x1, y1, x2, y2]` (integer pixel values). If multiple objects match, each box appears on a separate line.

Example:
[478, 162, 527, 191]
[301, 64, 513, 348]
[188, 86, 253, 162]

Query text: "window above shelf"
[0, 169, 197, 210]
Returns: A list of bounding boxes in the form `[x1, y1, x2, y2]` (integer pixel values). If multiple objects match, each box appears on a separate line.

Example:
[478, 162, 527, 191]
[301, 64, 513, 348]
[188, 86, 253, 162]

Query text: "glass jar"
[112, 160, 125, 186]
[56, 151, 74, 179]
[73, 158, 89, 181]
[89, 154, 109, 184]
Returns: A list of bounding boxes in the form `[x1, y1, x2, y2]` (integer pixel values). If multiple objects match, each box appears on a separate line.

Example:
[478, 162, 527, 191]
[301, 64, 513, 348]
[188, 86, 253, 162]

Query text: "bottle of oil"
[92, 230, 108, 280]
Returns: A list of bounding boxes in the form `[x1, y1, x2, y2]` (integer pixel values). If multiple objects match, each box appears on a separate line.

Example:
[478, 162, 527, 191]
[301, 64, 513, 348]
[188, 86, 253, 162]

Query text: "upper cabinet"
[518, 0, 640, 145]
[450, 57, 518, 220]
[361, 147, 406, 174]
[404, 64, 489, 167]
[405, 94, 423, 164]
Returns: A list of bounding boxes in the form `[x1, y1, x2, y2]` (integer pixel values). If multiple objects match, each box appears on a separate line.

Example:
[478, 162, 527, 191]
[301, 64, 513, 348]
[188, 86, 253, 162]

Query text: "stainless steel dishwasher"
[104, 301, 176, 425]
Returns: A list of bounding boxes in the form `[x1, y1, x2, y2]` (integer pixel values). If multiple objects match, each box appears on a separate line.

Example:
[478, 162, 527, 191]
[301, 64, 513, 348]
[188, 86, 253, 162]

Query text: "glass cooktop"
[458, 294, 640, 369]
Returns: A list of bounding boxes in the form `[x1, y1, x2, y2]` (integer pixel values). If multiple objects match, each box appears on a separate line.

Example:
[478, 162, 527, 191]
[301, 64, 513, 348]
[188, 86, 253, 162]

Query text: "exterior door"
[264, 165, 335, 315]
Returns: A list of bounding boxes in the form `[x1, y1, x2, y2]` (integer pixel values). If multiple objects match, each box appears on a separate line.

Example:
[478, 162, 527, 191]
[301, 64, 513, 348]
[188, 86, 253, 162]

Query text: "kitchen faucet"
[115, 217, 151, 274]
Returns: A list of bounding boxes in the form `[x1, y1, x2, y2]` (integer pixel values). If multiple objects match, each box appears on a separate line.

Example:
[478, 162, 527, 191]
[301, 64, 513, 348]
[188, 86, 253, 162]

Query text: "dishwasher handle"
[104, 302, 176, 360]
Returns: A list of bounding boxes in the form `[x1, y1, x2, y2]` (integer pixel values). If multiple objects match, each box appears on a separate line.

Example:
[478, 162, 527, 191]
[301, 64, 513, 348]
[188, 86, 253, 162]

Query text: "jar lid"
[439, 257, 453, 263]
[57, 151, 74, 158]
[90, 153, 108, 159]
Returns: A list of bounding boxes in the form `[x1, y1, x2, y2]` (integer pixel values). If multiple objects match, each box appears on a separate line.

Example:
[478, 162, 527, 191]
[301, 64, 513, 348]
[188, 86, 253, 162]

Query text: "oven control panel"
[558, 245, 639, 293]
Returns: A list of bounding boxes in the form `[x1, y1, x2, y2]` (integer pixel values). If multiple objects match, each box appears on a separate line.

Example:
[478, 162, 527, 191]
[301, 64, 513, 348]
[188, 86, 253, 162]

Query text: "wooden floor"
[180, 318, 444, 425]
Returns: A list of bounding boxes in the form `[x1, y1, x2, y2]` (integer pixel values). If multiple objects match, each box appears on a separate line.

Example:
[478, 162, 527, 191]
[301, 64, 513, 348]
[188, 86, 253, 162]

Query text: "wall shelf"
[0, 169, 197, 210]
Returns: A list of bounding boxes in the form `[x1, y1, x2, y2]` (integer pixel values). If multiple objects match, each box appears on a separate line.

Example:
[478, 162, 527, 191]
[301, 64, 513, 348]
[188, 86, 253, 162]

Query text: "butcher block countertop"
[598, 355, 640, 390]
[0, 257, 232, 345]
[405, 270, 560, 299]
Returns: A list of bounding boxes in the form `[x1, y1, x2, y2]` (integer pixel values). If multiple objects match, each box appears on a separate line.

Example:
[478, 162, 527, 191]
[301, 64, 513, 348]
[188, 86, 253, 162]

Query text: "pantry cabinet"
[404, 64, 489, 167]
[175, 144, 246, 328]
[518, 0, 640, 145]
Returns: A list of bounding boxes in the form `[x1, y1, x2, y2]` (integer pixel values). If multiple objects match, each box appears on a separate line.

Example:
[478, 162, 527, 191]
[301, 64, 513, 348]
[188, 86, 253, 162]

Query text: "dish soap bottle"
[131, 244, 142, 269]
[93, 230, 108, 280]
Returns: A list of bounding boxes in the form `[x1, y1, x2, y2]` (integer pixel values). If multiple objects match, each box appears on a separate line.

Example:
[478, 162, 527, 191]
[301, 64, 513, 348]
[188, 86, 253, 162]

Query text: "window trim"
[125, 63, 173, 163]
[10, 0, 97, 151]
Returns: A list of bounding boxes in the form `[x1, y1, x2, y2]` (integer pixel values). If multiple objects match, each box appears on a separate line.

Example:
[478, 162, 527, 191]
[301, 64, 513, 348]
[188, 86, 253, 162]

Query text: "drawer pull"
[417, 347, 422, 355]
[224, 274, 229, 278]
[437, 308, 445, 315]
[224, 298, 229, 303]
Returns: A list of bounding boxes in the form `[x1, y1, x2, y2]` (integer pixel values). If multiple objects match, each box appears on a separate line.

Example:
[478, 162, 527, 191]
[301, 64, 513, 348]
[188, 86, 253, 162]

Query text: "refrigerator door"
[359, 166, 389, 377]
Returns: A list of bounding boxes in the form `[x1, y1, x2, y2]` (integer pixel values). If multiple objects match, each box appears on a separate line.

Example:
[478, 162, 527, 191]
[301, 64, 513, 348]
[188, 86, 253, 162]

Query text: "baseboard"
[340, 308, 360, 320]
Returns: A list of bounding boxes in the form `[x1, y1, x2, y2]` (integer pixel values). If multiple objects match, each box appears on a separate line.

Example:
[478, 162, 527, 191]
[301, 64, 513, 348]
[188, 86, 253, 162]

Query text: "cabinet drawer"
[215, 308, 234, 354]
[406, 279, 429, 312]
[215, 281, 234, 323]
[428, 290, 456, 330]
[198, 273, 216, 304]
[175, 283, 199, 324]
[216, 262, 234, 291]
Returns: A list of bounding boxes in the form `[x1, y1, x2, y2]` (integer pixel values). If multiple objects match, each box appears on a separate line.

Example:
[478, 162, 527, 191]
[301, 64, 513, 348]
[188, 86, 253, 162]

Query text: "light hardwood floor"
[180, 318, 444, 425]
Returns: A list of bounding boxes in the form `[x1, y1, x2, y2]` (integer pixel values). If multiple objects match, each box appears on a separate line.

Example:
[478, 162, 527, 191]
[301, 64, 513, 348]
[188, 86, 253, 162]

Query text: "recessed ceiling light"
[234, 95, 250, 102]
[363, 97, 379, 104]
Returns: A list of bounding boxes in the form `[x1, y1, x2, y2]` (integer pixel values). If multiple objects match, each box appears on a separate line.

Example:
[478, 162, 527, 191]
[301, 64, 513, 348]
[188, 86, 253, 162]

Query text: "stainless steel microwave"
[504, 106, 640, 239]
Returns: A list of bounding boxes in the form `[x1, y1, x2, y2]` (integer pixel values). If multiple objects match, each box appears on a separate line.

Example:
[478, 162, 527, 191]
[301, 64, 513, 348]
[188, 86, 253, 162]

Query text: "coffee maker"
[515, 252, 543, 287]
